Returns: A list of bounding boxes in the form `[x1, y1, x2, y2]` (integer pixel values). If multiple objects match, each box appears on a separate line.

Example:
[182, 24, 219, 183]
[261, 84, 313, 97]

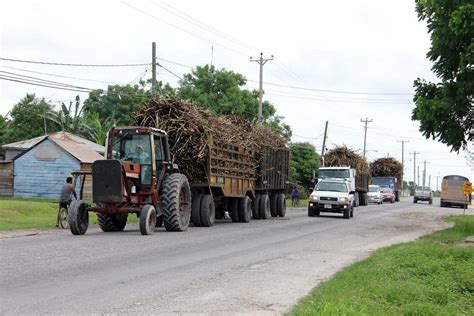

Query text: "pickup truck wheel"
[350, 205, 354, 217]
[259, 195, 271, 219]
[315, 210, 320, 217]
[414, 199, 417, 203]
[139, 205, 156, 235]
[270, 194, 278, 217]
[276, 193, 286, 217]
[238, 196, 252, 223]
[343, 208, 350, 219]
[308, 208, 315, 217]
[200, 194, 215, 227]
[229, 198, 239, 222]
[68, 200, 89, 235]
[251, 195, 260, 219]
[191, 194, 203, 227]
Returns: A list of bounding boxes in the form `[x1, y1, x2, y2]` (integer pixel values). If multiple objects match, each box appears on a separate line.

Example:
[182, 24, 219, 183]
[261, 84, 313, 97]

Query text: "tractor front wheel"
[68, 200, 89, 235]
[139, 205, 156, 235]
[162, 173, 191, 232]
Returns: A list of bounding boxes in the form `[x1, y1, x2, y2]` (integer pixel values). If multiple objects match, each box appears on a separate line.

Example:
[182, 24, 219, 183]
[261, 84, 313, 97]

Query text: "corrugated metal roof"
[3, 132, 105, 163]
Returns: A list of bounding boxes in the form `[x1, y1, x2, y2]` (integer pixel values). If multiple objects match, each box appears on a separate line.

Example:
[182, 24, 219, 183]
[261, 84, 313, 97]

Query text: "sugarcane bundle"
[323, 145, 370, 175]
[370, 157, 403, 179]
[133, 97, 287, 182]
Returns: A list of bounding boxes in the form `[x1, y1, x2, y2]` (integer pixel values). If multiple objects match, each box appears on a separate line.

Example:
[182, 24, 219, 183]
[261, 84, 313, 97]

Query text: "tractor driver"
[134, 145, 150, 164]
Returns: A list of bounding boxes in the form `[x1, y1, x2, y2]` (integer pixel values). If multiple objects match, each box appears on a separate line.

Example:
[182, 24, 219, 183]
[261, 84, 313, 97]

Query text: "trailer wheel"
[251, 195, 260, 219]
[200, 194, 215, 227]
[68, 200, 89, 235]
[276, 193, 286, 217]
[270, 194, 278, 217]
[360, 193, 368, 206]
[229, 198, 239, 222]
[354, 192, 359, 207]
[259, 194, 271, 219]
[191, 194, 203, 227]
[238, 196, 252, 223]
[162, 173, 191, 232]
[395, 191, 400, 202]
[97, 213, 128, 232]
[139, 205, 156, 235]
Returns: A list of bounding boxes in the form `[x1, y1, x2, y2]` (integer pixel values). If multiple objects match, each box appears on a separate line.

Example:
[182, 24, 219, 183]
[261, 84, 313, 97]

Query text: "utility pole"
[418, 165, 420, 186]
[410, 151, 420, 189]
[250, 52, 273, 121]
[151, 42, 157, 97]
[397, 140, 409, 194]
[360, 118, 373, 158]
[422, 160, 430, 186]
[321, 121, 328, 166]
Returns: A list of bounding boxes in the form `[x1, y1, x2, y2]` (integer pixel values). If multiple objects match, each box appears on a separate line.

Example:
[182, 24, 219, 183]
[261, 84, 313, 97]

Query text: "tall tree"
[178, 65, 291, 140]
[83, 84, 151, 125]
[46, 95, 89, 134]
[0, 115, 9, 157]
[3, 94, 56, 144]
[290, 142, 320, 190]
[412, 0, 473, 151]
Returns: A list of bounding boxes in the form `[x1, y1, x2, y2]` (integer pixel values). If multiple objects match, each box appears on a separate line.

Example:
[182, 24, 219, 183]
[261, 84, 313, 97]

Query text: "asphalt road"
[1, 198, 471, 315]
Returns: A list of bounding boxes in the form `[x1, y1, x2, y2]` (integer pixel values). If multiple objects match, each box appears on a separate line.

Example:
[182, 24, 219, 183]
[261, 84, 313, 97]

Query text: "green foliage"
[83, 84, 151, 125]
[290, 215, 474, 315]
[3, 94, 56, 144]
[45, 95, 91, 134]
[0, 115, 9, 157]
[82, 112, 118, 145]
[412, 0, 474, 152]
[290, 142, 320, 190]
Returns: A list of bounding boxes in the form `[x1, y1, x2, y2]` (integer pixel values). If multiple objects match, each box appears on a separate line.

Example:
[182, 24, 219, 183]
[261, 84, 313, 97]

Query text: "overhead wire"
[0, 57, 150, 67]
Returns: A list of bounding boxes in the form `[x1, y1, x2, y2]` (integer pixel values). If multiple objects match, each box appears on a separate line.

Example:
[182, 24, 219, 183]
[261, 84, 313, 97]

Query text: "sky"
[0, 0, 472, 186]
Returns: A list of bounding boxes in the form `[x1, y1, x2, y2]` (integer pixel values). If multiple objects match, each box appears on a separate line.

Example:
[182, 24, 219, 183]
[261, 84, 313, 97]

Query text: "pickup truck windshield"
[319, 169, 350, 179]
[316, 182, 348, 192]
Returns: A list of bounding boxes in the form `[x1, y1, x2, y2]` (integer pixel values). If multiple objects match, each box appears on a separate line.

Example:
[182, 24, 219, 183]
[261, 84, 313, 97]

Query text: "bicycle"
[291, 197, 300, 207]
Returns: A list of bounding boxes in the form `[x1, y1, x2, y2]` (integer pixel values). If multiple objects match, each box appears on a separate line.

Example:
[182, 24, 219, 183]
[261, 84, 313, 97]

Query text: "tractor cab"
[106, 126, 172, 190]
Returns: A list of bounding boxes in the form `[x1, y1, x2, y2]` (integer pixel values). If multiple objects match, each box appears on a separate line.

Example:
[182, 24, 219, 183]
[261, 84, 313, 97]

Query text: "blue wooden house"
[2, 132, 104, 200]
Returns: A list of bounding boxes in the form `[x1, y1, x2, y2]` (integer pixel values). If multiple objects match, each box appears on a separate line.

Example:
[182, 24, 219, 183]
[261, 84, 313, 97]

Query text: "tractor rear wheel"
[200, 194, 215, 227]
[97, 213, 128, 232]
[191, 194, 203, 227]
[251, 195, 260, 219]
[238, 196, 252, 223]
[162, 173, 191, 232]
[270, 194, 278, 217]
[276, 193, 286, 217]
[139, 205, 156, 235]
[259, 194, 271, 219]
[229, 198, 239, 222]
[68, 200, 89, 235]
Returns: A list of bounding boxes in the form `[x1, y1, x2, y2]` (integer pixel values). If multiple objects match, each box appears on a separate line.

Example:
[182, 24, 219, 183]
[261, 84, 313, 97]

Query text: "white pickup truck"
[414, 186, 433, 204]
[308, 178, 355, 219]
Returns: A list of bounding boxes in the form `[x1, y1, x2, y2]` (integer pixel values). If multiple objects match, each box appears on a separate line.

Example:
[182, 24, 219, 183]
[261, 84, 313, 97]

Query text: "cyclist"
[56, 176, 77, 227]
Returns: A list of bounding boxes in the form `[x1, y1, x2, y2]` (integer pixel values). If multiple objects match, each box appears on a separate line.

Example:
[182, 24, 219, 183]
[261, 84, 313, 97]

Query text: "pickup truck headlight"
[310, 196, 319, 201]
[339, 197, 348, 202]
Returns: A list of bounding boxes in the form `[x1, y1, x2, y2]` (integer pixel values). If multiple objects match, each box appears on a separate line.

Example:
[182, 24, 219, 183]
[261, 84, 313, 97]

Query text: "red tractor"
[68, 127, 191, 235]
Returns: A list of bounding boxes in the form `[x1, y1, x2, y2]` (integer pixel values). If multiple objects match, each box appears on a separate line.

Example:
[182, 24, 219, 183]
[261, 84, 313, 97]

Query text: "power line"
[0, 57, 151, 67]
[157, 63, 183, 81]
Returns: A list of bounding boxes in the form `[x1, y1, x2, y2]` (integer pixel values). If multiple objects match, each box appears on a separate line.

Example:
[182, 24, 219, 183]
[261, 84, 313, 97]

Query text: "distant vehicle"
[371, 176, 400, 202]
[367, 185, 383, 204]
[414, 186, 433, 204]
[380, 187, 395, 203]
[318, 166, 369, 207]
[440, 175, 469, 208]
[308, 178, 355, 219]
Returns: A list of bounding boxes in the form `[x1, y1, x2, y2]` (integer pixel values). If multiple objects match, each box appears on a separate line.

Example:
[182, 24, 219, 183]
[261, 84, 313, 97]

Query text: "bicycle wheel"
[59, 208, 68, 229]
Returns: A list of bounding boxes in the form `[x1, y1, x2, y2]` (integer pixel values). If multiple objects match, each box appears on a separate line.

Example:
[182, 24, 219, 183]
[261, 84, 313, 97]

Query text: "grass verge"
[290, 215, 474, 315]
[0, 197, 138, 230]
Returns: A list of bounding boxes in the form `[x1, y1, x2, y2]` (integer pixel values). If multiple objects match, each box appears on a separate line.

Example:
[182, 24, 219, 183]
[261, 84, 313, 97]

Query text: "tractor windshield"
[111, 133, 151, 164]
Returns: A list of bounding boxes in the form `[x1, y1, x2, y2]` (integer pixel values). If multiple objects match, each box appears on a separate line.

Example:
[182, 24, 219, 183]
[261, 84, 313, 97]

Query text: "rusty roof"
[3, 132, 104, 163]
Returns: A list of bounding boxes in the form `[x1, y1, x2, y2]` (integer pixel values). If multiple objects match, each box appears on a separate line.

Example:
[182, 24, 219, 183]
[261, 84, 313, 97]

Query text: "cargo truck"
[317, 166, 369, 207]
[371, 176, 401, 202]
